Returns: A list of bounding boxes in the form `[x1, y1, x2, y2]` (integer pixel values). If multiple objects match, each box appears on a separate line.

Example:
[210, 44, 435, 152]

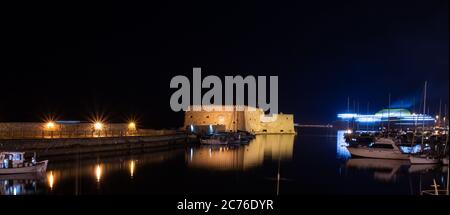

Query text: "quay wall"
[0, 133, 187, 157]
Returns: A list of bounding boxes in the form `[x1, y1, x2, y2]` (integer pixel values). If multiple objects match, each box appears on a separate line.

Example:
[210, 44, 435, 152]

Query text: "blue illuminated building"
[337, 108, 435, 130]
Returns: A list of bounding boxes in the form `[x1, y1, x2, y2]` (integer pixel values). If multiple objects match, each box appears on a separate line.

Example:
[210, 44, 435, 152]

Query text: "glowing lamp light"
[345, 129, 353, 134]
[46, 121, 56, 130]
[94, 122, 103, 130]
[128, 122, 136, 130]
[436, 115, 439, 119]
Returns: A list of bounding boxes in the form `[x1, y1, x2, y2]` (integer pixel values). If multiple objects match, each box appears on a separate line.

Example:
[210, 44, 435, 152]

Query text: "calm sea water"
[1, 128, 448, 195]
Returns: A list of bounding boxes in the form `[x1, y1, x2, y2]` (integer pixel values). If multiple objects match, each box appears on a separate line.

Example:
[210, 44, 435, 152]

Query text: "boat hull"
[200, 139, 228, 145]
[409, 156, 440, 164]
[347, 147, 409, 160]
[443, 158, 449, 165]
[0, 160, 48, 174]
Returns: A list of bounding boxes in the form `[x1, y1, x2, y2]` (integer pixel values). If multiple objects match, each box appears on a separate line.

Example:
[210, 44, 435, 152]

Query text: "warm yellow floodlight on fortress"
[94, 122, 104, 130]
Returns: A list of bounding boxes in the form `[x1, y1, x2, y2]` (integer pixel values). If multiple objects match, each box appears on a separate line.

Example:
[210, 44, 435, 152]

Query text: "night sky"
[2, 1, 448, 128]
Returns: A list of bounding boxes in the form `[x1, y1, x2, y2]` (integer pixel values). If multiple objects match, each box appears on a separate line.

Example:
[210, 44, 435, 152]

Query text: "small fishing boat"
[227, 133, 251, 145]
[0, 152, 48, 174]
[200, 139, 228, 145]
[346, 137, 409, 160]
[200, 134, 228, 145]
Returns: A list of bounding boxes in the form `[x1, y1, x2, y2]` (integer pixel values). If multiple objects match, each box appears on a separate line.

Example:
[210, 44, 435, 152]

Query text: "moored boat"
[200, 134, 229, 145]
[443, 157, 449, 165]
[200, 139, 228, 145]
[346, 137, 409, 160]
[0, 152, 48, 174]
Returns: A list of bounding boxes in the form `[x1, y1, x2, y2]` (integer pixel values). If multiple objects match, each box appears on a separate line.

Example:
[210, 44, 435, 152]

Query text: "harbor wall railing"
[0, 122, 176, 139]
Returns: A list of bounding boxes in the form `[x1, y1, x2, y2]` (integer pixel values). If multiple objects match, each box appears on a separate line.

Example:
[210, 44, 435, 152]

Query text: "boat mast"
[366, 102, 369, 131]
[421, 81, 427, 148]
[439, 99, 442, 127]
[347, 96, 350, 130]
[357, 100, 360, 131]
[388, 93, 391, 137]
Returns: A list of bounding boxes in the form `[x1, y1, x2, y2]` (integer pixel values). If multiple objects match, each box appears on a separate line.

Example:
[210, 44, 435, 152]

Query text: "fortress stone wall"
[184, 105, 295, 134]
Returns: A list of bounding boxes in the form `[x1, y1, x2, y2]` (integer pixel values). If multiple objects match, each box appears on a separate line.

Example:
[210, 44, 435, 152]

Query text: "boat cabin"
[369, 143, 395, 149]
[368, 138, 402, 151]
[1, 152, 25, 168]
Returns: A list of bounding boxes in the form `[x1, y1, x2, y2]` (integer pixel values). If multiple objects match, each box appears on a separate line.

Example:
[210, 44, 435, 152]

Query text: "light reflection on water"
[187, 135, 295, 171]
[0, 131, 448, 195]
[338, 129, 448, 192]
[336, 130, 351, 160]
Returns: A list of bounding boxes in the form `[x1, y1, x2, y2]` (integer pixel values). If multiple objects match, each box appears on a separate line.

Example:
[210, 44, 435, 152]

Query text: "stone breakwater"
[0, 134, 187, 157]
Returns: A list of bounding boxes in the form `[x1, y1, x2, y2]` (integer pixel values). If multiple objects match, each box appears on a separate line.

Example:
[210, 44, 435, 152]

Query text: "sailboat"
[410, 81, 440, 164]
[442, 122, 449, 165]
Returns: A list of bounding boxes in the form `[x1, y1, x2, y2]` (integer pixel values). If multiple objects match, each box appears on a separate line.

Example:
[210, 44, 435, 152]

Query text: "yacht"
[346, 137, 409, 160]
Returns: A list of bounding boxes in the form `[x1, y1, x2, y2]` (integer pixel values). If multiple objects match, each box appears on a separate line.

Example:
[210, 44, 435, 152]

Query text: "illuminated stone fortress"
[184, 105, 295, 134]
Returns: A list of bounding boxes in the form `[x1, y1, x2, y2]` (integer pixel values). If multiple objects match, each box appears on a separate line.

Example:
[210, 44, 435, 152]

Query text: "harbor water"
[1, 128, 447, 195]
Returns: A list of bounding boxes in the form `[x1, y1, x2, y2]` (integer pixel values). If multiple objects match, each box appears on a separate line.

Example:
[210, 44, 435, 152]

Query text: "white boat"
[409, 154, 441, 164]
[443, 157, 449, 165]
[346, 138, 409, 160]
[0, 152, 48, 174]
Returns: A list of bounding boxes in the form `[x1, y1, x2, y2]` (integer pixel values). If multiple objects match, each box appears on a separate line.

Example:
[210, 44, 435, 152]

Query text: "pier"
[0, 133, 187, 157]
[0, 122, 187, 157]
[294, 124, 333, 128]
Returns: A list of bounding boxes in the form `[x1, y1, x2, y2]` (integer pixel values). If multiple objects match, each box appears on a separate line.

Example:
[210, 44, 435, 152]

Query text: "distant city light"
[345, 129, 352, 134]
[337, 113, 358, 119]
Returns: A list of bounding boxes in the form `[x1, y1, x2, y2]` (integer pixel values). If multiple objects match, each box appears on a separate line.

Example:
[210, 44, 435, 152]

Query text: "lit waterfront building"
[336, 108, 435, 130]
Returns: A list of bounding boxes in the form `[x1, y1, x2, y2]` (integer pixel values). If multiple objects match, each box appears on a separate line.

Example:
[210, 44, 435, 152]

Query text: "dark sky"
[2, 0, 448, 128]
